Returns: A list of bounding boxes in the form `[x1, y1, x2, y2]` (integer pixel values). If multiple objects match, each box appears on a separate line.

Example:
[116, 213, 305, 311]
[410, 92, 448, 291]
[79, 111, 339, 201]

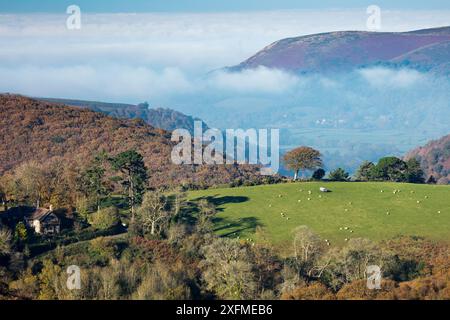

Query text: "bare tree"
[13, 161, 48, 207]
[0, 228, 12, 256]
[137, 190, 171, 236]
[200, 238, 257, 300]
[292, 226, 326, 278]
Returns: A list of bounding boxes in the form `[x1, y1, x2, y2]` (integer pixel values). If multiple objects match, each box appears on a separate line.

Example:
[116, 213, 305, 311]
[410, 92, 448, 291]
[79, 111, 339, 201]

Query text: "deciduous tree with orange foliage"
[283, 146, 323, 180]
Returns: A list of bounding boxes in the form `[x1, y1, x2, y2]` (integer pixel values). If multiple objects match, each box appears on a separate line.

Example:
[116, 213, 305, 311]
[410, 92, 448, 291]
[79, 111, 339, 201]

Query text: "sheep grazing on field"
[308, 190, 312, 195]
[349, 202, 352, 205]
[298, 200, 301, 203]
[339, 227, 343, 230]
[278, 194, 282, 198]
[438, 211, 441, 214]
[350, 230, 353, 233]
[417, 200, 421, 204]
[425, 196, 429, 199]
[319, 187, 329, 193]
[344, 227, 349, 230]
[386, 211, 390, 215]
[269, 204, 272, 207]
[345, 238, 349, 241]
[380, 190, 384, 193]
[344, 208, 348, 212]
[307, 198, 311, 201]
[286, 217, 290, 221]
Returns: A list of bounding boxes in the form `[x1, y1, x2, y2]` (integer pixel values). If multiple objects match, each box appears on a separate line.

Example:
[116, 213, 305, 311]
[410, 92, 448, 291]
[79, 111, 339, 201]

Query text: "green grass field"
[189, 182, 450, 249]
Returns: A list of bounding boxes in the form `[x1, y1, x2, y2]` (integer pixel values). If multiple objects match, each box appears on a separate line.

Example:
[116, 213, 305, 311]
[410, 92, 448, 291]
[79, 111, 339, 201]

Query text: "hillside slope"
[0, 94, 261, 188]
[229, 26, 450, 73]
[38, 97, 208, 134]
[388, 40, 450, 75]
[405, 134, 450, 184]
[189, 182, 450, 247]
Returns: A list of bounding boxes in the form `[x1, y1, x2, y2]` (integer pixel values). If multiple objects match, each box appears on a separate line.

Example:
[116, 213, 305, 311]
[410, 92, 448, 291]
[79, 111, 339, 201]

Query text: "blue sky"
[1, 0, 450, 13]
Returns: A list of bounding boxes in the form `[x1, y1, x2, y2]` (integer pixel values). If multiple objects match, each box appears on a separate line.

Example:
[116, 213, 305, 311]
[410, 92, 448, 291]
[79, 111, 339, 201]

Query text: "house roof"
[27, 208, 53, 221]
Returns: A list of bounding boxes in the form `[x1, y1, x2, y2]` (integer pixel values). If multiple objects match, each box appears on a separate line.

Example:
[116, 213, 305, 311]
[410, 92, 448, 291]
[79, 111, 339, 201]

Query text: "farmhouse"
[24, 206, 61, 235]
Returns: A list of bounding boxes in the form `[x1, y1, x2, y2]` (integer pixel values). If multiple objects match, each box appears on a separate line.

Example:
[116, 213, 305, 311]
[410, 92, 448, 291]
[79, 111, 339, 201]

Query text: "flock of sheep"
[266, 186, 443, 246]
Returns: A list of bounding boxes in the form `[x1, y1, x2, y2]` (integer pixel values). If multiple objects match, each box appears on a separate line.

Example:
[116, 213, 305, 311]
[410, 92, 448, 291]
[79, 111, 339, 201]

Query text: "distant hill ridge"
[37, 97, 208, 134]
[229, 26, 450, 74]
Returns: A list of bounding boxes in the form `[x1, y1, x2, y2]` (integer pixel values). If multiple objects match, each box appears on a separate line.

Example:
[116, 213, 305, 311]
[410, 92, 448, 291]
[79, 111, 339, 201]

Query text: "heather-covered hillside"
[405, 134, 450, 184]
[0, 94, 263, 189]
[230, 27, 450, 74]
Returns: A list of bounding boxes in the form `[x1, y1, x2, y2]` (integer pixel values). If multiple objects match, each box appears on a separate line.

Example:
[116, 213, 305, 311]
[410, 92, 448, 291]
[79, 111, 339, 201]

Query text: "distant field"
[189, 182, 450, 249]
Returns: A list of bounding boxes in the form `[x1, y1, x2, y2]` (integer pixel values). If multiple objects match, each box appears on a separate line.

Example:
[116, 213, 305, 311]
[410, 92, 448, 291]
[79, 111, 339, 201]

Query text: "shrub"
[89, 207, 120, 230]
[355, 161, 375, 181]
[328, 168, 349, 181]
[312, 168, 326, 180]
[370, 157, 407, 182]
[404, 158, 424, 183]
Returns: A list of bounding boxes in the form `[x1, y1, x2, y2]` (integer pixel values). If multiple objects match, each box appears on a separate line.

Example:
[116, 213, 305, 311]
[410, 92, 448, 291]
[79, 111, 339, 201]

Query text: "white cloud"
[1, 9, 450, 71]
[0, 65, 192, 101]
[359, 67, 424, 88]
[208, 67, 300, 94]
[0, 10, 449, 101]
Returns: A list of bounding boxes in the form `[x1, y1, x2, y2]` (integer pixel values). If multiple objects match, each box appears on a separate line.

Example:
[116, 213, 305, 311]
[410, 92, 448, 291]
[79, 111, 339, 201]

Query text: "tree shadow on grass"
[178, 195, 250, 228]
[191, 195, 249, 212]
[212, 216, 263, 238]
